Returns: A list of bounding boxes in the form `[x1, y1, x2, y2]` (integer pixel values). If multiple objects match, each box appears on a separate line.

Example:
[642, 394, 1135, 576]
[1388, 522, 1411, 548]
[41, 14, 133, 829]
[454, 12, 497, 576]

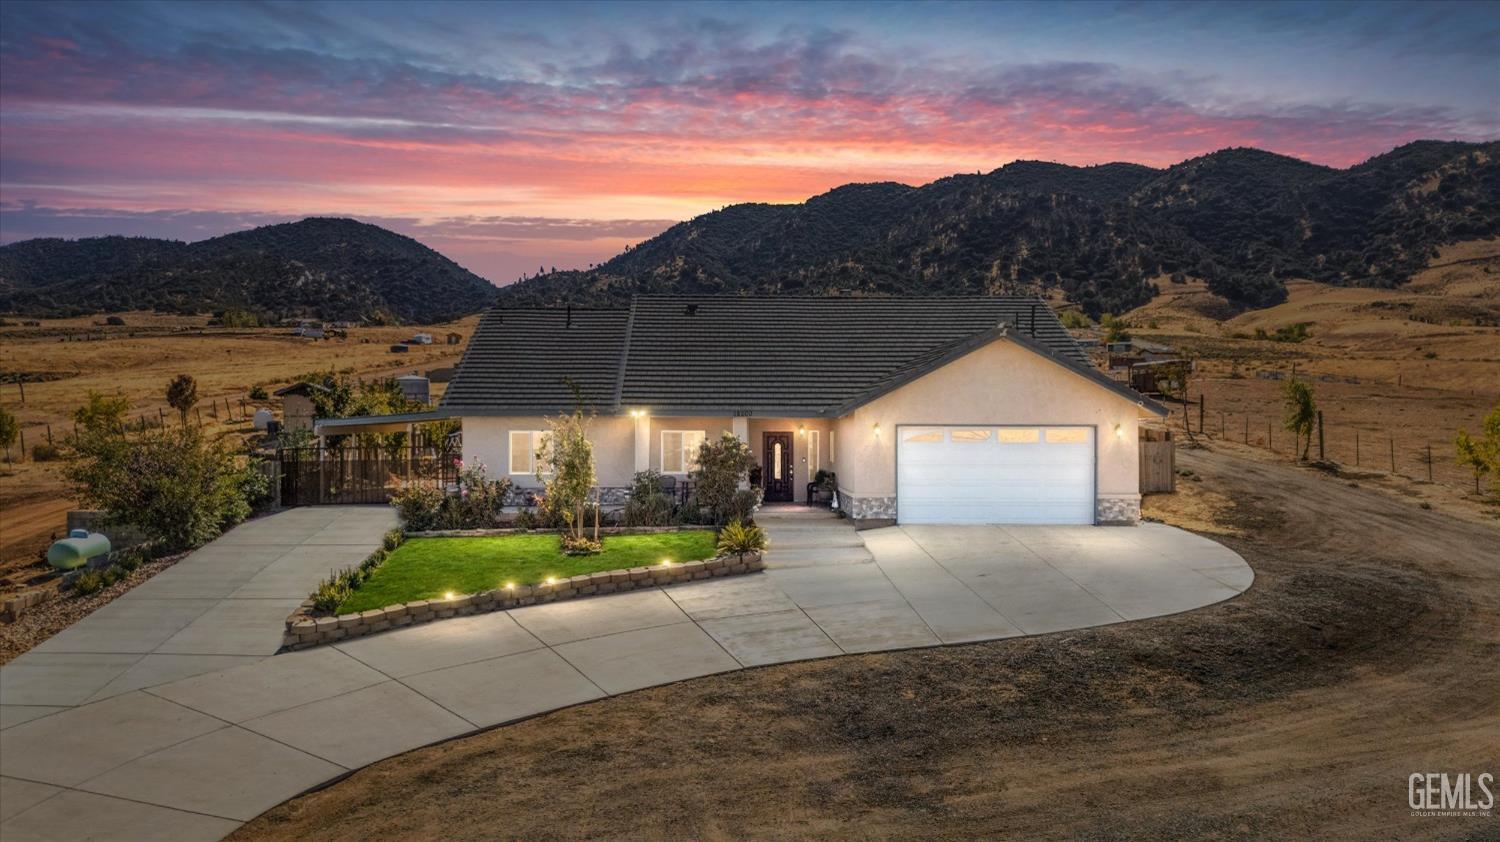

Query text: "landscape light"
[443, 591, 455, 601]
[504, 582, 516, 590]
[545, 576, 558, 585]
[660, 558, 672, 566]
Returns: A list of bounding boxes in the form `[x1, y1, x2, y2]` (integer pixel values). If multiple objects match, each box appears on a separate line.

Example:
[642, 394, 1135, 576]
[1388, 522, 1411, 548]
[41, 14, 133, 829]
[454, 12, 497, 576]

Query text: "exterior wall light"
[1114, 423, 1123, 439]
[873, 422, 881, 439]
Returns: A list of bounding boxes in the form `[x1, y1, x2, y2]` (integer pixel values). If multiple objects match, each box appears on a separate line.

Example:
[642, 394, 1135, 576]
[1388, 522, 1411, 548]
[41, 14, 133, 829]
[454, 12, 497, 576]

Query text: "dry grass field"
[1121, 240, 1500, 509]
[0, 313, 478, 581]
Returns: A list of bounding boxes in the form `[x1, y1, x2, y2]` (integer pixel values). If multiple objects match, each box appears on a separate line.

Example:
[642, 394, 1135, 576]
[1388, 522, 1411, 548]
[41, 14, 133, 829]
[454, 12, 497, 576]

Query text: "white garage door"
[896, 425, 1095, 524]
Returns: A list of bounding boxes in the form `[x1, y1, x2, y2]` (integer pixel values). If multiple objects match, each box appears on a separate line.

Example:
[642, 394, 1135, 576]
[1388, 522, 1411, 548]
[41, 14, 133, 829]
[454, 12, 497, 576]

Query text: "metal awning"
[313, 409, 456, 436]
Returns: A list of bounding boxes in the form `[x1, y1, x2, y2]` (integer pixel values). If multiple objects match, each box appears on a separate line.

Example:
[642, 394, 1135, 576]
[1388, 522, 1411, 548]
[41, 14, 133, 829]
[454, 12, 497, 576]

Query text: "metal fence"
[279, 443, 459, 506]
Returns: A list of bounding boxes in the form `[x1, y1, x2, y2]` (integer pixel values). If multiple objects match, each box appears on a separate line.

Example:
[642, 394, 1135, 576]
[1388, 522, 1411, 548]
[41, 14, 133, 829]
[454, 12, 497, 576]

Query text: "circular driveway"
[0, 508, 1251, 841]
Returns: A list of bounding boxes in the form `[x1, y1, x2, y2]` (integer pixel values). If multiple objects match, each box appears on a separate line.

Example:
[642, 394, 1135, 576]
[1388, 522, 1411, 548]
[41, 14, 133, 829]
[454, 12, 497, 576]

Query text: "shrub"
[73, 569, 107, 595]
[32, 442, 62, 462]
[383, 528, 404, 552]
[0, 408, 17, 457]
[390, 461, 510, 530]
[716, 520, 768, 561]
[66, 426, 257, 551]
[72, 391, 129, 434]
[1059, 310, 1091, 329]
[560, 535, 603, 555]
[691, 433, 758, 525]
[105, 315, 126, 326]
[727, 488, 764, 523]
[622, 470, 674, 527]
[248, 385, 270, 401]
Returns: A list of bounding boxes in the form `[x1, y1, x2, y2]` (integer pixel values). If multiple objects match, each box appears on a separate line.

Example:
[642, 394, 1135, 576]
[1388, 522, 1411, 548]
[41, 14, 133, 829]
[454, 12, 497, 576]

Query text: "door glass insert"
[950, 428, 992, 443]
[772, 442, 783, 479]
[998, 428, 1041, 444]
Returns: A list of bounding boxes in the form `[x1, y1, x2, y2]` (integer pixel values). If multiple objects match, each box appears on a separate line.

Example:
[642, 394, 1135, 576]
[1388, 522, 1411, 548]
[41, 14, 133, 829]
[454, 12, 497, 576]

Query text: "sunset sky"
[2, 0, 1497, 283]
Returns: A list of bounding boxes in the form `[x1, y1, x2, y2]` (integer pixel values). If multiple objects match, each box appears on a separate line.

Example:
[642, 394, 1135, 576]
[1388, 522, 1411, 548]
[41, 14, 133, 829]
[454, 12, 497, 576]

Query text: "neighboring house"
[415, 296, 1167, 525]
[274, 382, 331, 433]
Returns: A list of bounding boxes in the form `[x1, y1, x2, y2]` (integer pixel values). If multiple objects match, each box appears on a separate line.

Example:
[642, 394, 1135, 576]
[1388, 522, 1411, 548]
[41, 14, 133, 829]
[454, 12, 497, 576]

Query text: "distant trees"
[1282, 378, 1318, 461]
[0, 407, 17, 460]
[166, 375, 198, 426]
[1454, 404, 1500, 496]
[72, 391, 130, 434]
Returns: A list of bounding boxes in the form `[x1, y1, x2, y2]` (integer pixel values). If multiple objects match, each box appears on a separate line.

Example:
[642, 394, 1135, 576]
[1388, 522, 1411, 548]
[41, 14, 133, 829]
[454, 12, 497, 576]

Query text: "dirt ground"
[0, 312, 476, 581]
[236, 445, 1500, 842]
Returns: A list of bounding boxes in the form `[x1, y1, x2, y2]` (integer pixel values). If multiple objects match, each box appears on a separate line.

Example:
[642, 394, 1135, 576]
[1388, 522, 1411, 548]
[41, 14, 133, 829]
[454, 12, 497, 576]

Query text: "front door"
[762, 431, 794, 502]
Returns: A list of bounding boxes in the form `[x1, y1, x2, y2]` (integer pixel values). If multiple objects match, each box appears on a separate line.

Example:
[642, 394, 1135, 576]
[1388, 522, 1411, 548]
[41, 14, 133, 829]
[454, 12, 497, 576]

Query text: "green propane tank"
[47, 533, 112, 570]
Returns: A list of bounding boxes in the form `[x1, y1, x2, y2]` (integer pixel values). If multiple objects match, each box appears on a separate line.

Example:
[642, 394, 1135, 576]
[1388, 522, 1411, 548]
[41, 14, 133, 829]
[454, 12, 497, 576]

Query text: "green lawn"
[337, 531, 718, 613]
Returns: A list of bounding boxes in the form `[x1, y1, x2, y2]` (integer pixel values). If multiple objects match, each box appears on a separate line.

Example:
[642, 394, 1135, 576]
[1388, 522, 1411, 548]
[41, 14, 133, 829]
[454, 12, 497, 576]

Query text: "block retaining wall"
[281, 552, 764, 650]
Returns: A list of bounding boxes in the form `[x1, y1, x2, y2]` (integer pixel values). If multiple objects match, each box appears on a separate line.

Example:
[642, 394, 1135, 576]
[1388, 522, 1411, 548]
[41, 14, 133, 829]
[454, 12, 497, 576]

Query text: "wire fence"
[1160, 395, 1486, 495]
[1, 393, 263, 464]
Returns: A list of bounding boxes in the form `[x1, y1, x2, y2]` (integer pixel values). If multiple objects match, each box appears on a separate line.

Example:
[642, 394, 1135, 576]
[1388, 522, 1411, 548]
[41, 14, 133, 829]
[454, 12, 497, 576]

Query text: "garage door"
[896, 425, 1095, 524]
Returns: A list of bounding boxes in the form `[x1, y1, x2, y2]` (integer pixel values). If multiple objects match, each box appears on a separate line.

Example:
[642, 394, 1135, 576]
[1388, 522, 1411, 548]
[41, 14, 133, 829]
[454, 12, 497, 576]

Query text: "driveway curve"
[0, 507, 1251, 841]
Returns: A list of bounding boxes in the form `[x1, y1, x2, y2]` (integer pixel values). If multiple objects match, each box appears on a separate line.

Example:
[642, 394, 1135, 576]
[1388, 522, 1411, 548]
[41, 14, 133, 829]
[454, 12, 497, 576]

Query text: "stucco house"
[316, 296, 1166, 524]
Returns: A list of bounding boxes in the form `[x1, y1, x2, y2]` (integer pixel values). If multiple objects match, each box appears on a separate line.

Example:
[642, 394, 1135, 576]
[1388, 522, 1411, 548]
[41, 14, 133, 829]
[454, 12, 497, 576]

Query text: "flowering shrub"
[391, 458, 511, 530]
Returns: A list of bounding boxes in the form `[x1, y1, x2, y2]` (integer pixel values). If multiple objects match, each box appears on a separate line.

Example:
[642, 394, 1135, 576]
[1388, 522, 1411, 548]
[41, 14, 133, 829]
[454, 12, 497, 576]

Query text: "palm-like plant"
[717, 520, 768, 561]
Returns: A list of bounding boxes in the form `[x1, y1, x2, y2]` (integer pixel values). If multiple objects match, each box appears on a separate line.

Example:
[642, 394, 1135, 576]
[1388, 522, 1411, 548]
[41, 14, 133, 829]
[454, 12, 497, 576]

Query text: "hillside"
[499, 141, 1500, 317]
[0, 218, 497, 323]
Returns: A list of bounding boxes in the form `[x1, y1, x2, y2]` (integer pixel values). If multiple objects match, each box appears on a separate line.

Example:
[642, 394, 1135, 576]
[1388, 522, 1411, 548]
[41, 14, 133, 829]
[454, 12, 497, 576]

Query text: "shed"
[396, 373, 430, 404]
[410, 333, 434, 345]
[274, 382, 331, 433]
[446, 332, 463, 345]
[389, 343, 409, 353]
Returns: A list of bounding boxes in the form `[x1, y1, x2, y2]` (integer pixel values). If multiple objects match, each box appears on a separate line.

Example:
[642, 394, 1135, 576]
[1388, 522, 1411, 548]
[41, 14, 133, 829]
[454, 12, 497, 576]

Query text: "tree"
[0, 407, 17, 460]
[537, 405, 597, 550]
[1282, 377, 1317, 461]
[166, 374, 198, 427]
[72, 391, 130, 435]
[1454, 404, 1500, 496]
[692, 433, 760, 525]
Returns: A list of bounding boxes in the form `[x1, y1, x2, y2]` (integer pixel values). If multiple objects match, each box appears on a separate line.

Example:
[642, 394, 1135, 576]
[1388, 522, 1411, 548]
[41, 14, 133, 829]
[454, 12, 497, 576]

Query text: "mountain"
[0, 217, 497, 322]
[498, 140, 1500, 316]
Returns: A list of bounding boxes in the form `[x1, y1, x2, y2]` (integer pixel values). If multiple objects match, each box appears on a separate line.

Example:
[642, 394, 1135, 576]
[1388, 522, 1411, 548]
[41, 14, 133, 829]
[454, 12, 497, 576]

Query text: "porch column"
[633, 411, 650, 473]
[731, 416, 750, 490]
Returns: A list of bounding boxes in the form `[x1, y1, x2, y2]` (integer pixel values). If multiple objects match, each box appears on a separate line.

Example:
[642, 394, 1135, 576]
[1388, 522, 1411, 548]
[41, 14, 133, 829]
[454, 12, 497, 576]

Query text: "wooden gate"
[1139, 429, 1176, 493]
[279, 444, 458, 507]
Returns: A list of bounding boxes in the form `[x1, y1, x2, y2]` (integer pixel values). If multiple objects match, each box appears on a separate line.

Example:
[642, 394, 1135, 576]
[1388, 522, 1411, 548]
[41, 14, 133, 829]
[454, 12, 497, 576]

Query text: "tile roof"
[440, 295, 1155, 417]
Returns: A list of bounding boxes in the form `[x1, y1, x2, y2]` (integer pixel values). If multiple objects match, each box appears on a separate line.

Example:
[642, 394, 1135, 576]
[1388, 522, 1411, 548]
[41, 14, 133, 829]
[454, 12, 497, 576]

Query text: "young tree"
[1454, 404, 1500, 496]
[1282, 377, 1317, 461]
[0, 407, 18, 461]
[537, 405, 597, 549]
[72, 391, 130, 435]
[166, 374, 198, 427]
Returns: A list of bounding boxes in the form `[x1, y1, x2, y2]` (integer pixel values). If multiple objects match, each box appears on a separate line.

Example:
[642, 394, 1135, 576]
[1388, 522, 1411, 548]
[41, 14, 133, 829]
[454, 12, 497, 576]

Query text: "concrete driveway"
[0, 508, 1250, 841]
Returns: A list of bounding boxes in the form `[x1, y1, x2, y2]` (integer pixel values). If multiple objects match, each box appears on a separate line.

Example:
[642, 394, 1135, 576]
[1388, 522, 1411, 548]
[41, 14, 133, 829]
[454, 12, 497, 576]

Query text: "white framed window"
[806, 430, 821, 474]
[509, 430, 548, 475]
[661, 430, 706, 474]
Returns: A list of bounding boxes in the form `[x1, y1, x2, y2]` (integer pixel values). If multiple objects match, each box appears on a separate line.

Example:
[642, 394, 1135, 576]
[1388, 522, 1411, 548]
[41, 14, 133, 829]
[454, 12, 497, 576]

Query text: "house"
[273, 382, 331, 433]
[328, 296, 1166, 525]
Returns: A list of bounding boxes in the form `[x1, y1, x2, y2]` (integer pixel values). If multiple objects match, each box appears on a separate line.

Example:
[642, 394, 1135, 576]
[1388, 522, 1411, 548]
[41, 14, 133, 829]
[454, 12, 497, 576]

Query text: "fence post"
[1198, 394, 1205, 434]
[1355, 431, 1360, 466]
[46, 424, 54, 447]
[1268, 420, 1273, 452]
[1389, 437, 1395, 474]
[1245, 416, 1250, 444]
[1220, 412, 1225, 439]
[1427, 445, 1433, 482]
[158, 407, 165, 429]
[196, 407, 203, 427]
[18, 428, 25, 461]
[1317, 411, 1324, 461]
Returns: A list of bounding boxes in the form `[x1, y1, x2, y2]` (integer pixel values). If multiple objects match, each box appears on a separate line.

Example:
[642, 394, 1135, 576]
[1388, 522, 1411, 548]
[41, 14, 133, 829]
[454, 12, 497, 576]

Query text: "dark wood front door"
[762, 432, 794, 502]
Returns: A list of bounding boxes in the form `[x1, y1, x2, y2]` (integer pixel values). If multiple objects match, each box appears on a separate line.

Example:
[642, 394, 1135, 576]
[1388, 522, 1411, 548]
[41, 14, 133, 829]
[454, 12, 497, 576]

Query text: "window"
[806, 430, 821, 473]
[903, 429, 943, 443]
[661, 430, 706, 474]
[950, 428, 992, 443]
[1045, 428, 1089, 444]
[998, 428, 1041, 444]
[509, 430, 548, 474]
